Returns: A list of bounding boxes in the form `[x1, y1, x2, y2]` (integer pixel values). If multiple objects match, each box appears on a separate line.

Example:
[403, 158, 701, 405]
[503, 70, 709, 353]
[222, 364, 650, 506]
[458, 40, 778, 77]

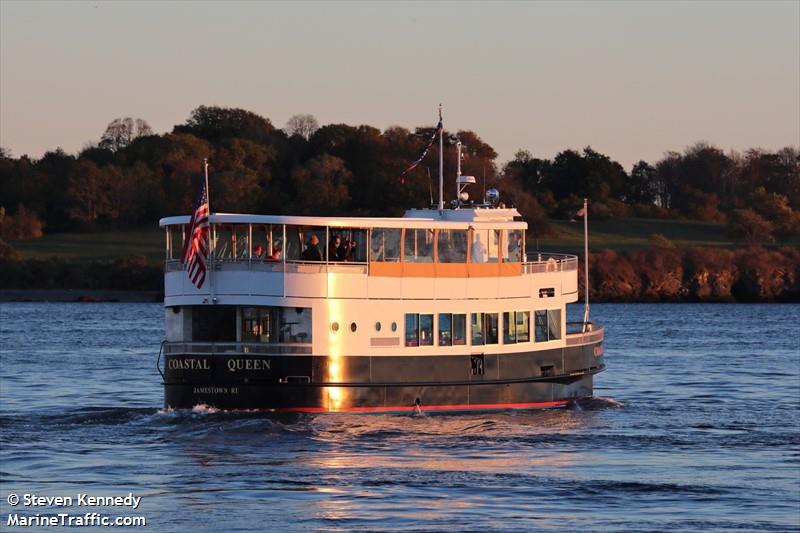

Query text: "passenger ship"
[158, 166, 605, 413]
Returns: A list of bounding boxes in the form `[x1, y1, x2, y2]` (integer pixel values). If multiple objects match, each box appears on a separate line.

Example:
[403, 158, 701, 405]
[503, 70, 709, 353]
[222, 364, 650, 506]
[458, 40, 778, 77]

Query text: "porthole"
[350, 322, 357, 332]
[391, 322, 397, 332]
[331, 322, 339, 332]
[375, 322, 382, 332]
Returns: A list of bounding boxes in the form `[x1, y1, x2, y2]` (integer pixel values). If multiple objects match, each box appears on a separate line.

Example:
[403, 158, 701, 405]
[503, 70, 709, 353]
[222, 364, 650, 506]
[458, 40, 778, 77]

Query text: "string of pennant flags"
[399, 108, 443, 184]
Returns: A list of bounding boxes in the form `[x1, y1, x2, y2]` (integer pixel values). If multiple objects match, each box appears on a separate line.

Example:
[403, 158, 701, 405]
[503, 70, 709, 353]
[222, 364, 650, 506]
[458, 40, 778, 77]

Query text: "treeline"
[2, 247, 796, 303]
[1, 105, 798, 244]
[583, 246, 800, 302]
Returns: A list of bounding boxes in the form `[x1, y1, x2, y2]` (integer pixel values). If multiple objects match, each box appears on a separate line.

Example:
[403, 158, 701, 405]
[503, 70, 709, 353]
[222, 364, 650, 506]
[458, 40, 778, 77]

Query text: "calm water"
[1, 303, 798, 532]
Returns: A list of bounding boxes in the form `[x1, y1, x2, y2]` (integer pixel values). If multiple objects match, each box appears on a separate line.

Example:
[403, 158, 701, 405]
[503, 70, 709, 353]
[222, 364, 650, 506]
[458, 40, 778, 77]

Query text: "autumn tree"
[740, 187, 800, 243]
[65, 160, 121, 225]
[728, 208, 774, 246]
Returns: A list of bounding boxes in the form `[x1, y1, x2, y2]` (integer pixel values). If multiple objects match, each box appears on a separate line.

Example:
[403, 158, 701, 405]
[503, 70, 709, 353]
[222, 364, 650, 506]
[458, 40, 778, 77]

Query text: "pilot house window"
[437, 230, 467, 263]
[404, 229, 435, 262]
[370, 228, 402, 262]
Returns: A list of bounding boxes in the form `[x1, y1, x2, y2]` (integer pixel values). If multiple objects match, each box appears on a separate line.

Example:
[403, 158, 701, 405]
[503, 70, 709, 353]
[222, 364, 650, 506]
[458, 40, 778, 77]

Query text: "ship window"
[331, 321, 339, 332]
[501, 230, 524, 263]
[534, 309, 561, 342]
[472, 230, 500, 263]
[419, 314, 433, 345]
[504, 311, 530, 343]
[453, 314, 466, 345]
[239, 306, 312, 344]
[471, 313, 498, 345]
[213, 225, 234, 260]
[192, 306, 237, 342]
[375, 321, 381, 332]
[232, 225, 249, 260]
[286, 225, 326, 262]
[485, 313, 498, 344]
[489, 230, 500, 263]
[330, 228, 368, 262]
[370, 228, 402, 262]
[470, 230, 488, 263]
[404, 228, 434, 262]
[438, 313, 452, 346]
[252, 224, 284, 261]
[437, 229, 467, 263]
[167, 225, 184, 260]
[503, 312, 516, 344]
[405, 314, 419, 347]
[350, 322, 357, 332]
[516, 311, 530, 342]
[391, 322, 397, 332]
[539, 288, 555, 298]
[471, 313, 483, 345]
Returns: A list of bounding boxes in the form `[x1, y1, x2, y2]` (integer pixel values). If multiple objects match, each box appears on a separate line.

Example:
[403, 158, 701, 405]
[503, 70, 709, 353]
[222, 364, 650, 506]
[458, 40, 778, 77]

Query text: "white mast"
[204, 158, 216, 302]
[582, 197, 590, 331]
[438, 103, 444, 211]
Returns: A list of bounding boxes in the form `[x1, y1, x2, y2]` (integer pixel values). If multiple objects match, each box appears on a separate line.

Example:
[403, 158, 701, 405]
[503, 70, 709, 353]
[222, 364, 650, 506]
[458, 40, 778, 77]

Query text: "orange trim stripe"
[276, 400, 569, 413]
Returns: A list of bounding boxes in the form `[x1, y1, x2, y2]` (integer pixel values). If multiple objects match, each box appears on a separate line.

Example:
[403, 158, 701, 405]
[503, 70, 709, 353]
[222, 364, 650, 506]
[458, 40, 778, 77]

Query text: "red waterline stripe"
[276, 400, 570, 413]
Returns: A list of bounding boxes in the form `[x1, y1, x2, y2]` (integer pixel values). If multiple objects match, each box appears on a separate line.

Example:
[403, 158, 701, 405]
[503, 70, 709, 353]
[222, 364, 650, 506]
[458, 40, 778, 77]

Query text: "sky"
[1, 0, 798, 169]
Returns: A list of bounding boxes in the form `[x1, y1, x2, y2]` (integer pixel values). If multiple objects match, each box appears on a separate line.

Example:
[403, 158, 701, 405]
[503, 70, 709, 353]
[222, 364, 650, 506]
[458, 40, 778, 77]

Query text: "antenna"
[482, 164, 486, 205]
[456, 140, 462, 203]
[438, 104, 444, 211]
[427, 167, 433, 206]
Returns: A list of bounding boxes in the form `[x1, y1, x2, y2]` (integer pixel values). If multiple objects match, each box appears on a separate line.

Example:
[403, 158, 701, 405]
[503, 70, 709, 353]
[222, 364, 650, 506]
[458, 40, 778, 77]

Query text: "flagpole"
[204, 158, 216, 302]
[582, 197, 590, 332]
[438, 104, 444, 211]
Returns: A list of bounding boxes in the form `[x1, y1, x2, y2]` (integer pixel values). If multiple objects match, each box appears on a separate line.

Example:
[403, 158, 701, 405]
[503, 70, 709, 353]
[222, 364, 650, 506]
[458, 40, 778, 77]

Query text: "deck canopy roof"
[160, 208, 526, 230]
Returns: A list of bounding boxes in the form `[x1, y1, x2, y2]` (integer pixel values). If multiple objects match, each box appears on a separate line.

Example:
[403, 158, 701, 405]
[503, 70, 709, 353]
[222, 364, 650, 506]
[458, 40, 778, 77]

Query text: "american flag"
[181, 179, 210, 289]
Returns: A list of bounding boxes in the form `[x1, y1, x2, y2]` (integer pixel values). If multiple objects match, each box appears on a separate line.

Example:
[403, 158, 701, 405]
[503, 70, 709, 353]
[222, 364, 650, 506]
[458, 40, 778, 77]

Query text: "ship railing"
[163, 341, 312, 355]
[164, 259, 368, 274]
[565, 322, 604, 346]
[523, 254, 578, 274]
[166, 256, 575, 275]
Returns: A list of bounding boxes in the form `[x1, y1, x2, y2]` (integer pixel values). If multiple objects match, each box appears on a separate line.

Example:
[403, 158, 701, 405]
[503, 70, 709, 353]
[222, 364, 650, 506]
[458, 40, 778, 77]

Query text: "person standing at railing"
[329, 234, 343, 261]
[301, 234, 323, 261]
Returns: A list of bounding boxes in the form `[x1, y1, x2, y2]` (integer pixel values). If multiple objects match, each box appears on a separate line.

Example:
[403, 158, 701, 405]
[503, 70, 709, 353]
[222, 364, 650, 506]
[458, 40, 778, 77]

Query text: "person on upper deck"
[301, 234, 323, 261]
[329, 234, 343, 261]
[507, 232, 522, 262]
[340, 239, 358, 262]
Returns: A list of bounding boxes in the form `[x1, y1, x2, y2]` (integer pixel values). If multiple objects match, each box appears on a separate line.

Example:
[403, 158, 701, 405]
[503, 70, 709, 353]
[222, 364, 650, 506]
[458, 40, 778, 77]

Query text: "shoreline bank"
[0, 289, 162, 303]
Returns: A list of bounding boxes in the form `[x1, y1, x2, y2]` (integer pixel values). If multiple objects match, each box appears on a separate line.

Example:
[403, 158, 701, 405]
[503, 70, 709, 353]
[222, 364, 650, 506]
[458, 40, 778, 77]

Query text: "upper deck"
[159, 207, 579, 305]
